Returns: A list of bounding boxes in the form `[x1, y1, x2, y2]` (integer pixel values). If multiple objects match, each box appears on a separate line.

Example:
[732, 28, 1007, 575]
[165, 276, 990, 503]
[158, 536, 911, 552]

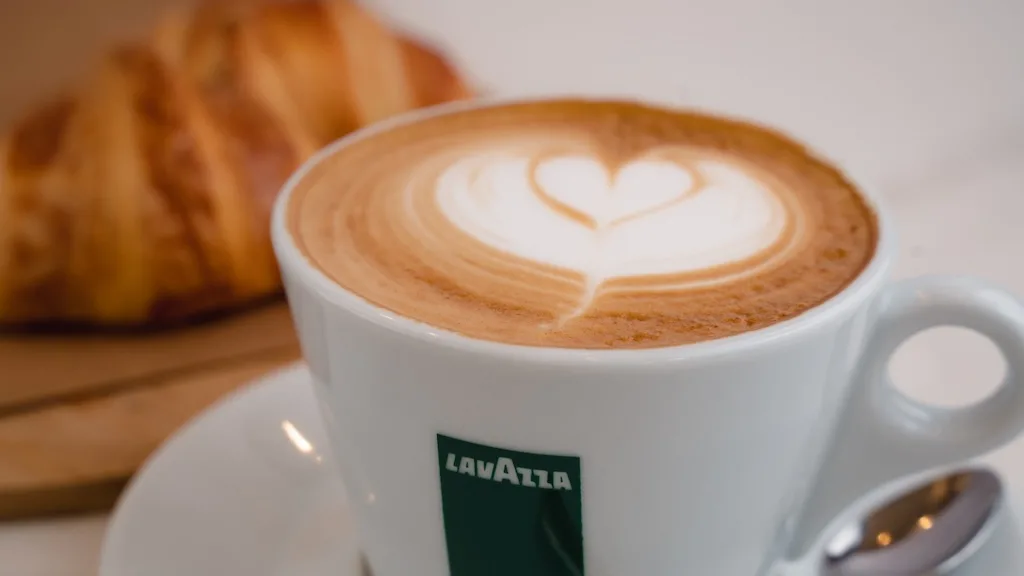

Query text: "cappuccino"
[287, 99, 877, 348]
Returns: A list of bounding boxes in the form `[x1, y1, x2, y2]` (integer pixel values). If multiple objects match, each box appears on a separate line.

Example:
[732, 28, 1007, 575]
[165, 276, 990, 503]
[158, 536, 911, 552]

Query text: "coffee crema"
[287, 100, 877, 349]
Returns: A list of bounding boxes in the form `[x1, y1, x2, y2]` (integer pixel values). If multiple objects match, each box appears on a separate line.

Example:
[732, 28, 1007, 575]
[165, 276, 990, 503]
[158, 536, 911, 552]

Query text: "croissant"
[0, 0, 472, 327]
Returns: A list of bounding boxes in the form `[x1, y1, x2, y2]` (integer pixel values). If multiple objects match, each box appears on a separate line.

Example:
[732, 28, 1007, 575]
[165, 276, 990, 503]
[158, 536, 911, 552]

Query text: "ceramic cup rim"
[271, 94, 895, 368]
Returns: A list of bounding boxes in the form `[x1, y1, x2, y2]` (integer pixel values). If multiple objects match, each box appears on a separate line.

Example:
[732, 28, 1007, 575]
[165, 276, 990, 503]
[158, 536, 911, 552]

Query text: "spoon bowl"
[823, 468, 1002, 575]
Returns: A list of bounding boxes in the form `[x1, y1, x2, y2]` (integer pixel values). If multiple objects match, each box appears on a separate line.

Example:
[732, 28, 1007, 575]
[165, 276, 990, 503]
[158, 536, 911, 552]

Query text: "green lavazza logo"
[443, 452, 574, 490]
[437, 434, 584, 576]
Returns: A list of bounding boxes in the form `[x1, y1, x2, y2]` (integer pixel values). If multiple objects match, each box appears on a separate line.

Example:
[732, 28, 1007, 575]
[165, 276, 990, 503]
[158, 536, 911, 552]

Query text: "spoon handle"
[782, 275, 1024, 559]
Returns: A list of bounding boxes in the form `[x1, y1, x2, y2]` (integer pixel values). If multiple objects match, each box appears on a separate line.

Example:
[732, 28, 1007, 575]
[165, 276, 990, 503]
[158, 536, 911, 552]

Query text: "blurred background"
[4, 0, 1022, 184]
[0, 0, 1022, 574]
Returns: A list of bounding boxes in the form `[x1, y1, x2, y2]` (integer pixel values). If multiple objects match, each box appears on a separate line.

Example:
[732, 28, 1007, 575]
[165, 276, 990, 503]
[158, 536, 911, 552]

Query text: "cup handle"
[784, 275, 1024, 557]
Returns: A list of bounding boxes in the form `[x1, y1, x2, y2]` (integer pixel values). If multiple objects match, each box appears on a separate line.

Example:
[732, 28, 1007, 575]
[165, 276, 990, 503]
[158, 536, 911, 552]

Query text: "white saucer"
[99, 364, 360, 576]
[99, 364, 1024, 576]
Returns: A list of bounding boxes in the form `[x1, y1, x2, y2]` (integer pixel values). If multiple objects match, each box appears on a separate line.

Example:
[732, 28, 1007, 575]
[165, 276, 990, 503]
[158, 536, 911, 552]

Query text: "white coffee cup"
[271, 98, 1024, 576]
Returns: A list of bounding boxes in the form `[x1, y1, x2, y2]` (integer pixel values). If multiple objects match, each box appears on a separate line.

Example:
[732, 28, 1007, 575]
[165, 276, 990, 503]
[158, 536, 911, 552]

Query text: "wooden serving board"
[0, 303, 301, 519]
[0, 304, 298, 413]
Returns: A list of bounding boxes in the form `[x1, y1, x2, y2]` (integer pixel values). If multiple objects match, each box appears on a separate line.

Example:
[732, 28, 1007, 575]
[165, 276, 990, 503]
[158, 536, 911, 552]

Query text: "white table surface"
[0, 515, 107, 576]
[2, 1, 1024, 574]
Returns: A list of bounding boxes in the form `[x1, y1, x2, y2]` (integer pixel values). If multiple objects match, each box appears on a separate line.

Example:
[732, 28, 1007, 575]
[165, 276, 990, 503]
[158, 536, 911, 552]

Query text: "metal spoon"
[822, 468, 1003, 575]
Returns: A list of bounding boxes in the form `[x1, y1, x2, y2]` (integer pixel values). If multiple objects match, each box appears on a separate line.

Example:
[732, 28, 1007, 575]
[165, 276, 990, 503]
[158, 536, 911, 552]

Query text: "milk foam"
[288, 99, 877, 349]
[435, 149, 791, 318]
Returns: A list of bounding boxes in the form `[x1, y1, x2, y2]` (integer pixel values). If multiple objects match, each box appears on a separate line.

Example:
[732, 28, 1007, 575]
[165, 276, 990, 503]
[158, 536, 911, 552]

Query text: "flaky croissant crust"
[0, 0, 471, 327]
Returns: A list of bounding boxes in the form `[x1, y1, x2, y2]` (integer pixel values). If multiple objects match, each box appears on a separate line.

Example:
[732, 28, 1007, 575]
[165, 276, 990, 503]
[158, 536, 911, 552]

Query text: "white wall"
[371, 0, 1024, 192]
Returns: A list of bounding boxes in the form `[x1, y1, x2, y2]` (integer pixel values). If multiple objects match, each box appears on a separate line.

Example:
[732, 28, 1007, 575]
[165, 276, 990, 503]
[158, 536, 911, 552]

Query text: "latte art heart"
[288, 99, 877, 348]
[533, 157, 696, 228]
[436, 151, 794, 319]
